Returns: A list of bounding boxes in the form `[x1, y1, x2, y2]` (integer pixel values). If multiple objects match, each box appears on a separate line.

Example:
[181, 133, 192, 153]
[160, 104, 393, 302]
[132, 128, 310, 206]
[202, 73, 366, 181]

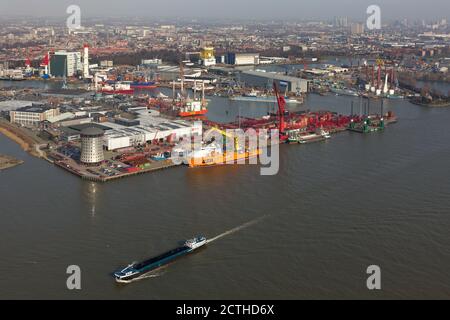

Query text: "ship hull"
[189, 149, 262, 168]
[101, 89, 134, 95]
[178, 109, 208, 117]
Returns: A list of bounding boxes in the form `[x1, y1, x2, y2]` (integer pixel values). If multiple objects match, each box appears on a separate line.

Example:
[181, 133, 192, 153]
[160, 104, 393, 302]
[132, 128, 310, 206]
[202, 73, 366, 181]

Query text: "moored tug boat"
[114, 236, 207, 283]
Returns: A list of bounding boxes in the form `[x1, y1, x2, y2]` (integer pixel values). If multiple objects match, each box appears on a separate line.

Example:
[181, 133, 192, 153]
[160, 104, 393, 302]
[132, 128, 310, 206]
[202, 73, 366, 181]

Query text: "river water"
[416, 80, 450, 97]
[0, 81, 450, 299]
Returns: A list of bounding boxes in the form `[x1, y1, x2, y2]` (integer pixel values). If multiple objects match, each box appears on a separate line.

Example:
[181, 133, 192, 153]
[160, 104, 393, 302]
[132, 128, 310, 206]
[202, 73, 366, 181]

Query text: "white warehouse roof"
[103, 120, 202, 150]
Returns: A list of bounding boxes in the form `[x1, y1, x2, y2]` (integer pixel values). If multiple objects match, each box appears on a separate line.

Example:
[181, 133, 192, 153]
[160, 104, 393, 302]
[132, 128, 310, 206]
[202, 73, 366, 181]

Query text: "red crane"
[273, 82, 288, 141]
[371, 65, 375, 87]
[25, 58, 31, 68]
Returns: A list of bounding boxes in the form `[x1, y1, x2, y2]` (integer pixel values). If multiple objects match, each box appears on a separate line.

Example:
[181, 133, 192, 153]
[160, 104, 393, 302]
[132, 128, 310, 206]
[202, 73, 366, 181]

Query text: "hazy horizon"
[0, 0, 448, 21]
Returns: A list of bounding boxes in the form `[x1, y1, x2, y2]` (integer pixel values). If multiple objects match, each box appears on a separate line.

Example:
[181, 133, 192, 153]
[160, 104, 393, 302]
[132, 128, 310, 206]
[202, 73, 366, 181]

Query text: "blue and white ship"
[114, 236, 207, 283]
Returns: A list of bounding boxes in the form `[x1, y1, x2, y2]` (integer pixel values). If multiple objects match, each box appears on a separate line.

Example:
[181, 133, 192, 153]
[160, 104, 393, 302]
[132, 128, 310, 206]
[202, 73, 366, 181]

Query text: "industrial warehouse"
[0, 25, 407, 186]
[60, 109, 202, 153]
[1, 2, 449, 303]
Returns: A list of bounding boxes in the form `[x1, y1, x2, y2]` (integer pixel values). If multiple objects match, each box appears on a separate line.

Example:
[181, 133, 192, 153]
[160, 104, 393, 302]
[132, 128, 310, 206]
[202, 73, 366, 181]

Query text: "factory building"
[9, 104, 60, 126]
[49, 51, 82, 77]
[0, 100, 34, 113]
[141, 59, 162, 66]
[200, 47, 216, 67]
[239, 71, 309, 94]
[103, 120, 202, 151]
[80, 127, 105, 165]
[115, 117, 140, 127]
[83, 45, 89, 79]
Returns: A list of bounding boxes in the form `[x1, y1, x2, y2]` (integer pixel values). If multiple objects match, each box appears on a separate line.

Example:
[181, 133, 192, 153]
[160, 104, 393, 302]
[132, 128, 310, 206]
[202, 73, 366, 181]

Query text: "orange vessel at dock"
[179, 109, 208, 117]
[177, 99, 208, 117]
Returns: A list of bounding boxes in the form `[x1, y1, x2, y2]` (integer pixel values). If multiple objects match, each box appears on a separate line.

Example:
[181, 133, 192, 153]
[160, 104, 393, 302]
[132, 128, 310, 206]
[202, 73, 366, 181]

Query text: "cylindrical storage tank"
[80, 127, 105, 165]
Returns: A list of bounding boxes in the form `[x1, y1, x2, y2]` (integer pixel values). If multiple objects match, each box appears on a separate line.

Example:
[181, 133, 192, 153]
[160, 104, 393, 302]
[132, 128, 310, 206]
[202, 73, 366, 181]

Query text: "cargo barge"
[114, 237, 207, 283]
[0, 154, 24, 171]
[330, 87, 359, 97]
[347, 116, 389, 133]
[177, 99, 208, 117]
[188, 148, 262, 167]
[128, 81, 157, 89]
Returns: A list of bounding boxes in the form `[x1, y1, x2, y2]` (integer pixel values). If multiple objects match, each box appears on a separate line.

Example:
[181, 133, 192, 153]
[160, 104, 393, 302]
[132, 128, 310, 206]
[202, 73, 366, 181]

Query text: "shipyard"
[0, 154, 23, 171]
[0, 31, 410, 181]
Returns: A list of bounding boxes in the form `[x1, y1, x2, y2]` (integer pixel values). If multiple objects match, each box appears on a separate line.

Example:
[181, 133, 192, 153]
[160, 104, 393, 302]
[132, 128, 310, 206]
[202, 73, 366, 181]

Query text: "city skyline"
[0, 0, 449, 21]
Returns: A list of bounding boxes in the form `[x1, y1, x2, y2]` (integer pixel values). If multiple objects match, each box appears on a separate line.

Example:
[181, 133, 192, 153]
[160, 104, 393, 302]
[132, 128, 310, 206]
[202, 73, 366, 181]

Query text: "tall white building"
[49, 51, 82, 77]
[80, 127, 105, 165]
[200, 47, 216, 67]
[10, 104, 60, 126]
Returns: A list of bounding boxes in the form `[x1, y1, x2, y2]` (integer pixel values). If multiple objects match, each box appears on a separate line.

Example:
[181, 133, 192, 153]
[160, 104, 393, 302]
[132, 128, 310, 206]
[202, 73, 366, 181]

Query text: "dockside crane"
[40, 53, 51, 78]
[376, 58, 384, 90]
[273, 82, 288, 141]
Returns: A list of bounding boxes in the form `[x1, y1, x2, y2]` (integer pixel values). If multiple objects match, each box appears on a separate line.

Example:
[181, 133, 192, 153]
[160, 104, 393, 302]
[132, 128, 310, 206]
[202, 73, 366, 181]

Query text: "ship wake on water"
[115, 269, 167, 284]
[207, 215, 269, 244]
[114, 216, 267, 283]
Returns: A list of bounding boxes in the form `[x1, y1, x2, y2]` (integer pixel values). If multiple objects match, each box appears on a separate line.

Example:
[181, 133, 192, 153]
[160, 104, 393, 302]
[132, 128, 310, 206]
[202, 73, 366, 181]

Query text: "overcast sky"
[0, 0, 448, 21]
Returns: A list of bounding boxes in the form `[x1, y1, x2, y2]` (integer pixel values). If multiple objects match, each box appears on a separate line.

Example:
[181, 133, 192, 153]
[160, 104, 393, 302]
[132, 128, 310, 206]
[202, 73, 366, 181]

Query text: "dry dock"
[0, 119, 44, 158]
[53, 156, 177, 182]
[0, 154, 23, 171]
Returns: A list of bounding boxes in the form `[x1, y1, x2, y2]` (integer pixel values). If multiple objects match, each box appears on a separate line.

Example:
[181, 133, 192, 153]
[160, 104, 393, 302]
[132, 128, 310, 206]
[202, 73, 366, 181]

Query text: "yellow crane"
[376, 58, 384, 67]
